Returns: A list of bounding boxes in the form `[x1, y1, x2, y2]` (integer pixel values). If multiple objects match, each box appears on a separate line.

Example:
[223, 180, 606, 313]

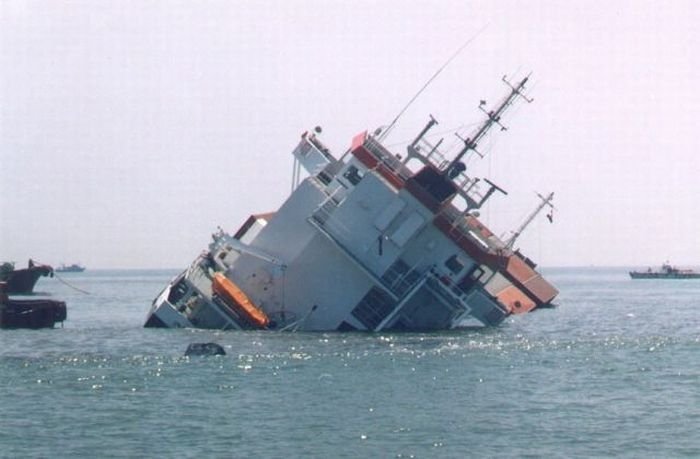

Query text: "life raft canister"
[212, 272, 270, 329]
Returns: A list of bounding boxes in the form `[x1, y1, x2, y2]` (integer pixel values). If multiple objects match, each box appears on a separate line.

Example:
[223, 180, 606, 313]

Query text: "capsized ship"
[145, 76, 558, 331]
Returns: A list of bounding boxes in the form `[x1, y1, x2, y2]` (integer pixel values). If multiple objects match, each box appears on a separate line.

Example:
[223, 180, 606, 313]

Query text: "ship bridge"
[289, 75, 558, 317]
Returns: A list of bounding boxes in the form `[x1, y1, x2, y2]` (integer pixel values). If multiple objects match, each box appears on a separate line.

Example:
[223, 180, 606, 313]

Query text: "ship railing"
[308, 174, 333, 196]
[423, 271, 471, 315]
[386, 272, 419, 298]
[186, 253, 210, 279]
[373, 274, 430, 331]
[438, 207, 472, 242]
[440, 206, 463, 224]
[381, 261, 426, 298]
[454, 173, 481, 194]
[364, 136, 413, 180]
[310, 184, 346, 226]
[372, 269, 472, 331]
[410, 137, 485, 206]
[364, 135, 485, 205]
[413, 137, 450, 170]
[383, 266, 472, 310]
[293, 134, 334, 162]
[451, 172, 484, 209]
[438, 206, 496, 252]
[311, 199, 337, 227]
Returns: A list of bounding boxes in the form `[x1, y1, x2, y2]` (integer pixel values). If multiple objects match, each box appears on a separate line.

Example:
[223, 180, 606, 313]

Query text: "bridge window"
[343, 165, 364, 186]
[445, 255, 465, 274]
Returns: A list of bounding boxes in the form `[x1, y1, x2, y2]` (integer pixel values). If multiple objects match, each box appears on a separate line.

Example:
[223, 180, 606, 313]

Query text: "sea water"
[1, 268, 698, 458]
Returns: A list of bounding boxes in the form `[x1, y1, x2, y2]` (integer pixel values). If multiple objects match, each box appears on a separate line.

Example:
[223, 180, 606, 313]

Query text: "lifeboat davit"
[211, 273, 270, 329]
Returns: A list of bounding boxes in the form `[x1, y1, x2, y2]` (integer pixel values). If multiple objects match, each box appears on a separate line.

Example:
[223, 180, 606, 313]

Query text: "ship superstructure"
[145, 76, 558, 331]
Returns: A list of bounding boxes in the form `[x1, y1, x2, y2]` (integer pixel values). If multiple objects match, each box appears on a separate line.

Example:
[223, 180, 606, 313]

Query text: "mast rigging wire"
[377, 24, 489, 143]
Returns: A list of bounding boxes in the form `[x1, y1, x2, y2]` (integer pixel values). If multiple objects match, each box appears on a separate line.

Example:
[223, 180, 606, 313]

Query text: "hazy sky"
[2, 1, 699, 268]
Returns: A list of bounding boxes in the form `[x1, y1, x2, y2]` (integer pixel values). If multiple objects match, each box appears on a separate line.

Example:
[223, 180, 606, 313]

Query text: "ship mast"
[505, 192, 555, 250]
[445, 75, 533, 176]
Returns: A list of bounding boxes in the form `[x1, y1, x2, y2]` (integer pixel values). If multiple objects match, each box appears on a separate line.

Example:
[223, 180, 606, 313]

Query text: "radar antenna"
[445, 74, 533, 175]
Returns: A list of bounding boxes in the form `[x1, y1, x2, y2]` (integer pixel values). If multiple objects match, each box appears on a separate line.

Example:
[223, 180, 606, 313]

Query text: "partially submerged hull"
[0, 282, 66, 329]
[146, 77, 558, 332]
[0, 299, 67, 329]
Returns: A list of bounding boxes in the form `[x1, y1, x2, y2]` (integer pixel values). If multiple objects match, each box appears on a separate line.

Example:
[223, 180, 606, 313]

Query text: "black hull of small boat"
[0, 299, 67, 329]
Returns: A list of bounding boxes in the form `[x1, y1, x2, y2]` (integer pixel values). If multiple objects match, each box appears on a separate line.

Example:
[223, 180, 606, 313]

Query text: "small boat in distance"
[56, 263, 86, 273]
[629, 263, 700, 279]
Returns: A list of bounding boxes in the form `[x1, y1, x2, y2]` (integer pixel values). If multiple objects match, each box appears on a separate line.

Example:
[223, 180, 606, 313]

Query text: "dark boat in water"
[0, 282, 67, 329]
[629, 263, 700, 279]
[0, 260, 54, 294]
[56, 263, 86, 273]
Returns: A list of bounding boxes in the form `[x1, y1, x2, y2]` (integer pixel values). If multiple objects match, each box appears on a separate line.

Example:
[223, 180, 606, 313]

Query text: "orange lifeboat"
[211, 273, 270, 329]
